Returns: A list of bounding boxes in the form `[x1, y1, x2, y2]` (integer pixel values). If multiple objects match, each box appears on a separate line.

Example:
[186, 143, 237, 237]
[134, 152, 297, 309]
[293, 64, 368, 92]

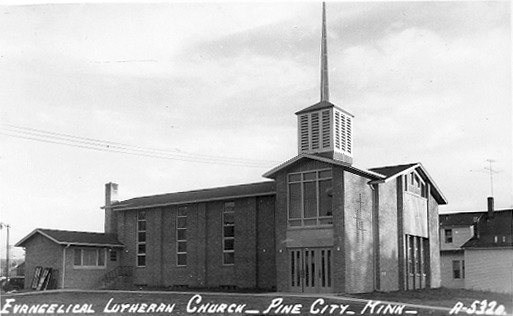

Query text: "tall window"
[444, 229, 453, 243]
[137, 210, 147, 267]
[453, 260, 465, 279]
[176, 206, 187, 266]
[74, 248, 106, 268]
[288, 169, 332, 227]
[223, 201, 235, 265]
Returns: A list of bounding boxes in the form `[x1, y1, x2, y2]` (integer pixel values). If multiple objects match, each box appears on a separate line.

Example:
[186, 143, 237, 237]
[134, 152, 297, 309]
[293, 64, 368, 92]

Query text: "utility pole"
[0, 222, 10, 280]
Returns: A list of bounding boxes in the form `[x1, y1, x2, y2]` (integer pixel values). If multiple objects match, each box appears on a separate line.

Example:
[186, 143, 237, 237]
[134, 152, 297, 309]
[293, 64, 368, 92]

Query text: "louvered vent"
[346, 116, 352, 154]
[334, 111, 340, 150]
[340, 114, 346, 151]
[321, 110, 330, 148]
[300, 115, 309, 151]
[311, 113, 320, 149]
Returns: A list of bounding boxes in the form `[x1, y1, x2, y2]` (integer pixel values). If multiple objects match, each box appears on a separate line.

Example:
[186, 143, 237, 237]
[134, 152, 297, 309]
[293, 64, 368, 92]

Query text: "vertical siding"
[465, 249, 513, 293]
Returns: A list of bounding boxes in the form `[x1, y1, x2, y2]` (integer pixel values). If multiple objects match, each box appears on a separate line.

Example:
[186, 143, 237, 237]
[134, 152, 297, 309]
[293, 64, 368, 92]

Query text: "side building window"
[444, 229, 453, 243]
[137, 210, 147, 267]
[288, 169, 332, 227]
[453, 260, 465, 279]
[74, 248, 106, 268]
[177, 206, 187, 266]
[223, 201, 235, 265]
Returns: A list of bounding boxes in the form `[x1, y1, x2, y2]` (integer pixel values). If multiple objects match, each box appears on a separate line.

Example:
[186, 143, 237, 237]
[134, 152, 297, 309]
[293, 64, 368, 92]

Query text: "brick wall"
[116, 195, 275, 290]
[23, 234, 63, 289]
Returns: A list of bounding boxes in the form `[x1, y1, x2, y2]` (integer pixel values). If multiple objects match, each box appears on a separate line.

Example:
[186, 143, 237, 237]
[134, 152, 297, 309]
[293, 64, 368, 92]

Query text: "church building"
[16, 4, 447, 294]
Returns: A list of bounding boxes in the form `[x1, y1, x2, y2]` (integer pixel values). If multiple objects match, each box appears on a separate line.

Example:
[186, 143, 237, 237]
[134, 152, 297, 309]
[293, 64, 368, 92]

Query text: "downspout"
[62, 244, 71, 289]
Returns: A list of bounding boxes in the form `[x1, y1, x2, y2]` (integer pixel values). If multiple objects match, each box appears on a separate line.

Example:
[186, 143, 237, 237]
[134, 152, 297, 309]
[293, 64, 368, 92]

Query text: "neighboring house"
[15, 229, 124, 290]
[462, 202, 513, 294]
[439, 211, 483, 288]
[15, 5, 448, 293]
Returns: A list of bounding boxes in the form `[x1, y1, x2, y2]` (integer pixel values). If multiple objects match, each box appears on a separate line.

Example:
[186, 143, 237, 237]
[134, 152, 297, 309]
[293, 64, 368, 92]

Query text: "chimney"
[104, 182, 119, 234]
[487, 196, 494, 219]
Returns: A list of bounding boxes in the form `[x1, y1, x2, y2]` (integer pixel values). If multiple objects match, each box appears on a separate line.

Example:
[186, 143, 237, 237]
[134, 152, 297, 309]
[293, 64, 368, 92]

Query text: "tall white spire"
[320, 2, 329, 102]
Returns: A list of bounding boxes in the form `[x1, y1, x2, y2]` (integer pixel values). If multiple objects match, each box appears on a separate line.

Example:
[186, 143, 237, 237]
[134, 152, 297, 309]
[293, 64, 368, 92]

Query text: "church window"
[223, 201, 235, 265]
[137, 210, 147, 267]
[74, 248, 106, 268]
[288, 169, 333, 227]
[176, 206, 187, 266]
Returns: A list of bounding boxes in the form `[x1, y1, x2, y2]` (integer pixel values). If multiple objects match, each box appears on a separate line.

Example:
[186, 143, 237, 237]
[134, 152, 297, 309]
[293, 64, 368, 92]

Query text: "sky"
[0, 1, 511, 257]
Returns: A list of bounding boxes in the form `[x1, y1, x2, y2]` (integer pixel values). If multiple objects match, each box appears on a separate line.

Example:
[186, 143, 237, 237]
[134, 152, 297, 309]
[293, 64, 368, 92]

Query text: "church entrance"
[289, 247, 333, 293]
[405, 235, 428, 289]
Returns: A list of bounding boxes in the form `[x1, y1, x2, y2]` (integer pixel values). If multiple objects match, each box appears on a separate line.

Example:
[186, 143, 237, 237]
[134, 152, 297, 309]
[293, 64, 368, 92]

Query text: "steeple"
[320, 2, 329, 102]
[295, 2, 354, 165]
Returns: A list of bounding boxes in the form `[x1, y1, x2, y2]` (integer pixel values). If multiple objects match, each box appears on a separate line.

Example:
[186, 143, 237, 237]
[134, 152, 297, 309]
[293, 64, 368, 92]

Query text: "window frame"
[452, 260, 464, 279]
[223, 201, 235, 265]
[444, 228, 453, 243]
[176, 206, 187, 267]
[287, 169, 333, 227]
[73, 248, 106, 269]
[136, 210, 147, 267]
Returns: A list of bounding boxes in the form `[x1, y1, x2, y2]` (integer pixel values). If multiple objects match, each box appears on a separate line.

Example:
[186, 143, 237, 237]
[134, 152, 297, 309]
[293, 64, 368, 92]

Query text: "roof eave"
[263, 154, 385, 180]
[112, 191, 276, 211]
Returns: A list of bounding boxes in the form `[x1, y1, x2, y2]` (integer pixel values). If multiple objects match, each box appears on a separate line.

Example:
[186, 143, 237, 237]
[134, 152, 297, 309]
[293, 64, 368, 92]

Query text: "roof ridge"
[38, 228, 114, 235]
[115, 180, 275, 203]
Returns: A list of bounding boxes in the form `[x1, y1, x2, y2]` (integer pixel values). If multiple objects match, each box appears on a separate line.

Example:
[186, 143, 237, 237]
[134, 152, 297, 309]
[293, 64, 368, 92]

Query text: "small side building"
[461, 201, 513, 293]
[15, 229, 124, 290]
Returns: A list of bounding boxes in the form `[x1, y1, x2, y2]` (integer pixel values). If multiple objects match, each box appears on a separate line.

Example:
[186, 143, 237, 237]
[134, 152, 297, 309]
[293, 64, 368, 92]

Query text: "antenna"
[320, 2, 329, 102]
[484, 159, 498, 197]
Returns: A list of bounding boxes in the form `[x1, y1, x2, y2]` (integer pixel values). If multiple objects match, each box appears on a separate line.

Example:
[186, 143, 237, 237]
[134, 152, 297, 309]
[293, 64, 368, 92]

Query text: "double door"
[289, 247, 333, 293]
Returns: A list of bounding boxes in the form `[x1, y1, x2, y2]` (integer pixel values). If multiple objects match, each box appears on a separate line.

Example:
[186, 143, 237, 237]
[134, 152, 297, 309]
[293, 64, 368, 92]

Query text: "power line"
[1, 124, 280, 168]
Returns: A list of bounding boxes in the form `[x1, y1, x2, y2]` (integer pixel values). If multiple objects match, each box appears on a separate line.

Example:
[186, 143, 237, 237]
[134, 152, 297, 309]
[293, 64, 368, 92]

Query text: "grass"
[348, 287, 513, 310]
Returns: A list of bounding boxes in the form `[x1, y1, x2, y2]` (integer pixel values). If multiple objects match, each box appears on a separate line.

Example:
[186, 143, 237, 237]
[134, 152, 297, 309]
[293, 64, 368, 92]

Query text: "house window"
[137, 210, 147, 267]
[74, 248, 106, 268]
[177, 206, 187, 266]
[223, 201, 235, 265]
[453, 260, 464, 279]
[444, 229, 453, 243]
[288, 169, 333, 227]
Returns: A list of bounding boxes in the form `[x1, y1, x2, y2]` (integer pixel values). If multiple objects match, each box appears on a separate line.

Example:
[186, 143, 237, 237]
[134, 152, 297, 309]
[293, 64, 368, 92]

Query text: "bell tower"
[296, 2, 354, 164]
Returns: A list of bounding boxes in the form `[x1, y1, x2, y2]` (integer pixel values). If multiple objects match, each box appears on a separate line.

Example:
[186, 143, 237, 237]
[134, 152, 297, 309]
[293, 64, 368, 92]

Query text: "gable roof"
[295, 100, 354, 117]
[439, 212, 485, 227]
[368, 163, 418, 178]
[262, 154, 386, 180]
[110, 181, 275, 211]
[369, 162, 448, 205]
[15, 228, 124, 248]
[461, 209, 513, 249]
